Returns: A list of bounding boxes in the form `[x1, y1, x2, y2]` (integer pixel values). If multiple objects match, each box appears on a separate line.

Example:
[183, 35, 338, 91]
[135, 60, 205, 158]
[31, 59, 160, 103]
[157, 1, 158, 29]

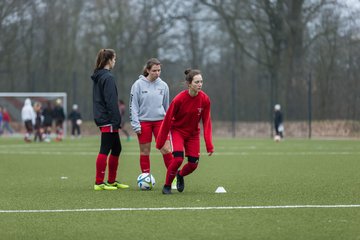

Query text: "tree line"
[0, 0, 359, 122]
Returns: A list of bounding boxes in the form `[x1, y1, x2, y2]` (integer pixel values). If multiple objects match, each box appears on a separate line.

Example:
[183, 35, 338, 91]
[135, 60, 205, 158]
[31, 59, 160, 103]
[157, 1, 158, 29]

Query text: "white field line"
[0, 150, 359, 156]
[0, 150, 139, 156]
[1, 204, 360, 213]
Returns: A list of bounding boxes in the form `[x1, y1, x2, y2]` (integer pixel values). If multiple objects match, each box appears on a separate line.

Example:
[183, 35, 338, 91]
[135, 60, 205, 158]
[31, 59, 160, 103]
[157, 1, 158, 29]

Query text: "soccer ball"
[137, 173, 155, 190]
[76, 119, 82, 125]
[274, 135, 281, 142]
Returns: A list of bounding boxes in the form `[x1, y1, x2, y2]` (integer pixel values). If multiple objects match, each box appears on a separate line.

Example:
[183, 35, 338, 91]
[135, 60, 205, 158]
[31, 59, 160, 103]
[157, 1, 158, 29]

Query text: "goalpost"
[0, 92, 68, 138]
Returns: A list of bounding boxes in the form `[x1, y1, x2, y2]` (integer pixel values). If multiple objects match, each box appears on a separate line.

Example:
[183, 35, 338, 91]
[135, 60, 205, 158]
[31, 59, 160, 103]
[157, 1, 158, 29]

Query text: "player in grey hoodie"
[130, 58, 173, 175]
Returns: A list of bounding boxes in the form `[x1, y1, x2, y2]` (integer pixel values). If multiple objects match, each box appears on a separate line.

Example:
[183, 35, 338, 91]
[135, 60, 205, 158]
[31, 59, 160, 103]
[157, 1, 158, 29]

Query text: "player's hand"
[136, 130, 141, 135]
[159, 140, 171, 154]
[208, 151, 213, 156]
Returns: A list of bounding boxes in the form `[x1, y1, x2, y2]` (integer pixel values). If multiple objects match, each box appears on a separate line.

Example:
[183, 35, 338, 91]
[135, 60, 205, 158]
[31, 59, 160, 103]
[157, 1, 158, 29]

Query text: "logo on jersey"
[197, 108, 203, 115]
[158, 89, 164, 95]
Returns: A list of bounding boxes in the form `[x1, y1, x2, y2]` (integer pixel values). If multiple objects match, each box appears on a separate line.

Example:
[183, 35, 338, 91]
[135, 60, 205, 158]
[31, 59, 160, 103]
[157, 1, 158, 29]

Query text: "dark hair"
[142, 58, 161, 77]
[184, 68, 201, 84]
[94, 49, 116, 71]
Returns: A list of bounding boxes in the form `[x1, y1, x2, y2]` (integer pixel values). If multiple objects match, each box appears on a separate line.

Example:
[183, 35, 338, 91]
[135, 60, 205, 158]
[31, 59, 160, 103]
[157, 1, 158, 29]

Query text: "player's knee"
[140, 145, 151, 155]
[186, 157, 199, 173]
[111, 146, 122, 156]
[99, 143, 114, 155]
[160, 141, 172, 154]
[160, 146, 171, 155]
[140, 149, 150, 155]
[173, 151, 184, 158]
[100, 148, 111, 155]
[188, 156, 199, 164]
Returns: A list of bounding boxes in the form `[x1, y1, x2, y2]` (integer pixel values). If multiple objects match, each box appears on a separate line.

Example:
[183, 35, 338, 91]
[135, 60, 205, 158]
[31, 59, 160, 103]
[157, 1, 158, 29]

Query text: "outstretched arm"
[156, 100, 176, 150]
[202, 99, 214, 155]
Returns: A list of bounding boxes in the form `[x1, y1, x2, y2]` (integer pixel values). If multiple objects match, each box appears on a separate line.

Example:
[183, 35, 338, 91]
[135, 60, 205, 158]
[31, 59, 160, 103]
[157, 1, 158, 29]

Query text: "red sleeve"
[156, 99, 177, 149]
[202, 97, 214, 153]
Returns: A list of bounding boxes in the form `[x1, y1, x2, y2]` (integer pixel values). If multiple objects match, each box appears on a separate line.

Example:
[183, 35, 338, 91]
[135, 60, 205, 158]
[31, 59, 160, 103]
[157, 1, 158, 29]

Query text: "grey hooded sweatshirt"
[129, 75, 169, 132]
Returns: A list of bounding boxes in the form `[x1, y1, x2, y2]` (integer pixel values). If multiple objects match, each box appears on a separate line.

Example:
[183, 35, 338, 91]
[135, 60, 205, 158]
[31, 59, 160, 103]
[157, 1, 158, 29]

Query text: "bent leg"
[165, 151, 184, 186]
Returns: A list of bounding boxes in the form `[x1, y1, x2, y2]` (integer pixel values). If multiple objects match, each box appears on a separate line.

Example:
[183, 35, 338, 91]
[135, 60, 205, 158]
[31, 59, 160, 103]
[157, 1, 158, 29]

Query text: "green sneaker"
[94, 183, 117, 191]
[107, 181, 130, 189]
[171, 177, 177, 190]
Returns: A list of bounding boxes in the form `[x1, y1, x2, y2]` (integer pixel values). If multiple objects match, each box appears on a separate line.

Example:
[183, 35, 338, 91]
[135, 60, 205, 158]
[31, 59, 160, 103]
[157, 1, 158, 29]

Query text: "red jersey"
[156, 90, 214, 153]
[2, 112, 10, 122]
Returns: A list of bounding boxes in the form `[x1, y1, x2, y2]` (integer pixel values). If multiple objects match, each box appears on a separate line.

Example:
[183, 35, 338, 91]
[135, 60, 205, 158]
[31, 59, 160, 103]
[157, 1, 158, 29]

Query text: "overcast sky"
[344, 0, 360, 7]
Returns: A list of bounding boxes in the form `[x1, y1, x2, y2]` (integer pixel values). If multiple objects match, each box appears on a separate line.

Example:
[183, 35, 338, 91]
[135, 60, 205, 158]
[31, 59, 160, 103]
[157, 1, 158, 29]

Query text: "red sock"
[162, 153, 173, 169]
[140, 155, 150, 173]
[180, 162, 198, 177]
[108, 154, 119, 183]
[165, 157, 183, 185]
[95, 153, 108, 184]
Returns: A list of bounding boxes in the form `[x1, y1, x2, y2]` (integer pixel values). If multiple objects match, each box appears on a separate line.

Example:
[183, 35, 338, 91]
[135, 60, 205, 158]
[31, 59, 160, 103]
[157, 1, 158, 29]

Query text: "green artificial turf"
[0, 137, 360, 239]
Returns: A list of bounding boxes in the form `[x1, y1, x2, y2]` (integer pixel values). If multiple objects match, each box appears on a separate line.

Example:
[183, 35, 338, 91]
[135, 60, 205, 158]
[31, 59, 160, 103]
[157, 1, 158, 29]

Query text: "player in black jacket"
[274, 104, 284, 139]
[68, 104, 82, 138]
[53, 98, 65, 141]
[91, 48, 129, 191]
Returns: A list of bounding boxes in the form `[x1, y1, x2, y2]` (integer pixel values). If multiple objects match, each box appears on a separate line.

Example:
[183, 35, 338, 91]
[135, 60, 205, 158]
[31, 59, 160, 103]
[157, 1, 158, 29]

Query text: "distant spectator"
[274, 104, 284, 140]
[21, 98, 36, 142]
[42, 101, 53, 142]
[33, 102, 44, 142]
[0, 106, 3, 135]
[1, 107, 14, 135]
[53, 98, 65, 141]
[68, 104, 82, 138]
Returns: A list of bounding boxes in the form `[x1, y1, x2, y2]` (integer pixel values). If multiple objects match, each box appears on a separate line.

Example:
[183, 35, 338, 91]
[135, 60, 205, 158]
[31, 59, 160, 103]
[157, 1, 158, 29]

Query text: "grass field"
[0, 136, 360, 240]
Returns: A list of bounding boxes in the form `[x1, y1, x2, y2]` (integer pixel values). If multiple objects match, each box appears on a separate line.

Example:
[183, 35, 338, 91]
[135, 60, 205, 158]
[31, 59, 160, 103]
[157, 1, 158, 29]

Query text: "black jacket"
[53, 106, 65, 121]
[68, 111, 81, 124]
[42, 107, 53, 126]
[274, 110, 283, 130]
[91, 69, 121, 129]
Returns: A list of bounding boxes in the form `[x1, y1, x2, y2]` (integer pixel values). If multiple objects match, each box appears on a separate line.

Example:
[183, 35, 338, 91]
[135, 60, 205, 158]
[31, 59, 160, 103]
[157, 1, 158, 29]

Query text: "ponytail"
[94, 49, 116, 71]
[184, 68, 201, 84]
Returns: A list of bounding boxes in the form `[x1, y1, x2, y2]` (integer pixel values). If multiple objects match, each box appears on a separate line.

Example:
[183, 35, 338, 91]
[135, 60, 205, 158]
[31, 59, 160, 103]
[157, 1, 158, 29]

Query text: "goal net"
[0, 92, 68, 138]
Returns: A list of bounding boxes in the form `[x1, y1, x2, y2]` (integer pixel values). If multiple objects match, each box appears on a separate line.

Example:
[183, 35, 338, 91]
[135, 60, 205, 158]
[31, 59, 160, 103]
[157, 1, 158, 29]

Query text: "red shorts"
[170, 129, 200, 157]
[100, 125, 119, 133]
[137, 120, 163, 144]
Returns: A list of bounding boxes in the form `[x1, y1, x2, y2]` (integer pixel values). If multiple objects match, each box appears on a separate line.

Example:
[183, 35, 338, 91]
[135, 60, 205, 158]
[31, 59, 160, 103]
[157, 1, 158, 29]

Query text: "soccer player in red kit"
[156, 69, 214, 194]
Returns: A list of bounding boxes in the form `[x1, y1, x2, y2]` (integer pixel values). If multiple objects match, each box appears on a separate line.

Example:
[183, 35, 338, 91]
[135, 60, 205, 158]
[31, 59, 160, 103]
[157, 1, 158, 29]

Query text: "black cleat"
[176, 173, 184, 192]
[162, 185, 172, 194]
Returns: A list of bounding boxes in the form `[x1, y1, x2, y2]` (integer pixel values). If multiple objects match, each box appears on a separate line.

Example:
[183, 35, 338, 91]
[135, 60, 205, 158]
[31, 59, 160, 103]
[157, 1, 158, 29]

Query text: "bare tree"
[1, 0, 360, 123]
[0, 0, 25, 91]
[199, 0, 339, 119]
